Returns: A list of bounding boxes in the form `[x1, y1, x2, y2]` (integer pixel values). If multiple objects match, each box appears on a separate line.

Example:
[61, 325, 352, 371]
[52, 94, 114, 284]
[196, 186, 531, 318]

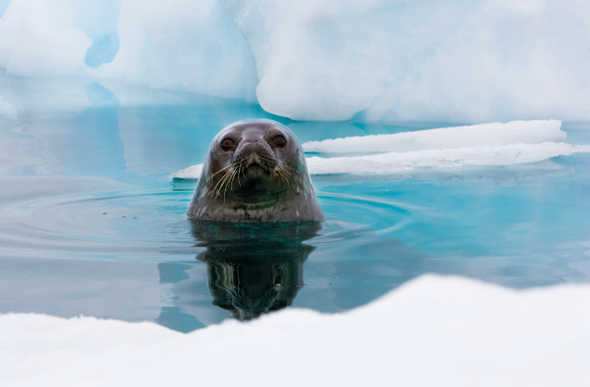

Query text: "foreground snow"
[171, 120, 590, 178]
[1, 275, 590, 386]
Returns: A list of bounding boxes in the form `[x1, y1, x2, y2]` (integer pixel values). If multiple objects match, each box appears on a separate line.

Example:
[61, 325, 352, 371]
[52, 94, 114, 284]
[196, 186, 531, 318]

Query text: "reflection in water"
[2, 72, 589, 333]
[191, 220, 321, 320]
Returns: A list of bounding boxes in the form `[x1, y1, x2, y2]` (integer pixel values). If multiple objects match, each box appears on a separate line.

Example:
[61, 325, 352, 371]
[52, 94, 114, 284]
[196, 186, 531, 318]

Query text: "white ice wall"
[1, 0, 589, 122]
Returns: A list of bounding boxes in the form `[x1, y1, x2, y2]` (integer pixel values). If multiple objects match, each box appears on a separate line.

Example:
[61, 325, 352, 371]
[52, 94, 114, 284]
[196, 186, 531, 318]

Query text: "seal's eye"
[273, 135, 286, 147]
[220, 138, 234, 150]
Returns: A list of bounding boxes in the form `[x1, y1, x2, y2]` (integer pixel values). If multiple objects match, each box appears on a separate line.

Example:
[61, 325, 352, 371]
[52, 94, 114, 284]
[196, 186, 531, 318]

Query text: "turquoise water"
[1, 77, 589, 332]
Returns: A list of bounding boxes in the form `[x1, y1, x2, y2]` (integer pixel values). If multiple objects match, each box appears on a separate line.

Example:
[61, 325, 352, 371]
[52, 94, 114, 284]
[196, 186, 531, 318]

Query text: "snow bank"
[2, 275, 590, 386]
[1, 0, 590, 121]
[172, 120, 590, 178]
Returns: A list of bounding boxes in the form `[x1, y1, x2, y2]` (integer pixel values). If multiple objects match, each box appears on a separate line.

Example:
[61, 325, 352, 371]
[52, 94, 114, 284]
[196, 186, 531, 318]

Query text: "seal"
[187, 119, 324, 222]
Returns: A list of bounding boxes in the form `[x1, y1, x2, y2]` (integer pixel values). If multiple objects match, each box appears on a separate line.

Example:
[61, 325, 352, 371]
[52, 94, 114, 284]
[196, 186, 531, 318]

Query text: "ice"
[0, 0, 11, 18]
[172, 120, 589, 178]
[2, 275, 590, 385]
[303, 120, 565, 154]
[170, 164, 203, 179]
[96, 0, 258, 100]
[74, 0, 121, 67]
[1, 0, 589, 121]
[0, 0, 257, 100]
[227, 0, 590, 122]
[0, 0, 91, 76]
[306, 143, 590, 175]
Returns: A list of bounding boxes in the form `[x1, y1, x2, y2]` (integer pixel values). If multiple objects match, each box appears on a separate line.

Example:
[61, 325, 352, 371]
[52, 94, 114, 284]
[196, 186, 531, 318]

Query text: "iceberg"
[224, 0, 590, 122]
[1, 0, 589, 122]
[2, 275, 590, 385]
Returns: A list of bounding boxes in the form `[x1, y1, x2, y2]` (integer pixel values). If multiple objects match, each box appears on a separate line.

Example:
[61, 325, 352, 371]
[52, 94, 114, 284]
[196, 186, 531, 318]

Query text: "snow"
[1, 275, 590, 386]
[1, 0, 590, 122]
[306, 143, 590, 175]
[171, 120, 590, 178]
[303, 120, 566, 154]
[170, 164, 203, 179]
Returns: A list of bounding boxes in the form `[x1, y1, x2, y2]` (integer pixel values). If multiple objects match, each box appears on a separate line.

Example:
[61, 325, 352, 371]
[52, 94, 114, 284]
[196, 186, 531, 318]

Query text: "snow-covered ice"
[306, 142, 590, 175]
[172, 120, 590, 178]
[1, 0, 590, 122]
[171, 164, 203, 180]
[2, 275, 590, 386]
[303, 120, 566, 154]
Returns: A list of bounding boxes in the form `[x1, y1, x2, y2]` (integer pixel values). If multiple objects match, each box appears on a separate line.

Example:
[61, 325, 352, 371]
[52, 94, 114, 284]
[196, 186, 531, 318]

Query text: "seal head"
[187, 119, 324, 222]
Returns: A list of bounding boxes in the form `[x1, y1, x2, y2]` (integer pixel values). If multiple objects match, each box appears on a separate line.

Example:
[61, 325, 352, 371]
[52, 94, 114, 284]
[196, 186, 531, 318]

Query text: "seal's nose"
[246, 152, 261, 166]
[233, 129, 277, 172]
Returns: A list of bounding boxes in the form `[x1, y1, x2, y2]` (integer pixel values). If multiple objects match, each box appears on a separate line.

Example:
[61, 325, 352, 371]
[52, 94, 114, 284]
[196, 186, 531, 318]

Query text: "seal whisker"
[186, 119, 324, 222]
[223, 169, 238, 203]
[237, 164, 243, 187]
[221, 168, 237, 194]
[206, 163, 234, 184]
[276, 165, 293, 187]
[211, 167, 235, 197]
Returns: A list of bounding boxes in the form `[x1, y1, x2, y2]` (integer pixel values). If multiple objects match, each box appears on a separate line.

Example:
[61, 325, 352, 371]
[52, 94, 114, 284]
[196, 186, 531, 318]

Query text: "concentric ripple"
[0, 184, 415, 262]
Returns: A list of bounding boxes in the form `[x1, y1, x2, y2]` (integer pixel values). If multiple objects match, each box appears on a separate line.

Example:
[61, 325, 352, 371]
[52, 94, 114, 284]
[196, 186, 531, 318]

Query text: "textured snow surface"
[171, 164, 203, 179]
[1, 0, 590, 121]
[172, 120, 590, 178]
[2, 275, 590, 386]
[303, 120, 566, 154]
[306, 143, 590, 175]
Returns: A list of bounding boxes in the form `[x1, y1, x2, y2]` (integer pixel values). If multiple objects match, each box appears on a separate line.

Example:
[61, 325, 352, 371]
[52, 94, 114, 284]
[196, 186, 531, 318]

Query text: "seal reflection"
[190, 220, 321, 321]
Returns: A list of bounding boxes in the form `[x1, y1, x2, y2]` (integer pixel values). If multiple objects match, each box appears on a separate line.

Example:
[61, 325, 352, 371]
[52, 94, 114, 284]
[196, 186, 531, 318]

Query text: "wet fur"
[187, 119, 324, 222]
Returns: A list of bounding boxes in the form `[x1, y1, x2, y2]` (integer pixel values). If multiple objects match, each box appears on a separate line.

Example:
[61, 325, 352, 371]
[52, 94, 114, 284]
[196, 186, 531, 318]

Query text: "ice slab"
[170, 164, 203, 179]
[303, 120, 566, 154]
[2, 275, 590, 385]
[306, 143, 590, 175]
[171, 120, 590, 178]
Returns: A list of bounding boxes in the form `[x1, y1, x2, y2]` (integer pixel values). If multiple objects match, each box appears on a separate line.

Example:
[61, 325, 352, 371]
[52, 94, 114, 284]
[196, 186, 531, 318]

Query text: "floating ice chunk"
[306, 143, 590, 175]
[170, 164, 203, 180]
[2, 275, 590, 385]
[172, 120, 589, 179]
[172, 142, 590, 179]
[303, 120, 565, 154]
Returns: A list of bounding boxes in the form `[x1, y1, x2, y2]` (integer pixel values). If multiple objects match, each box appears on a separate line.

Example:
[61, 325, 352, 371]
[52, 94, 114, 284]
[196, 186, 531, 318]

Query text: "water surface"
[1, 75, 589, 332]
